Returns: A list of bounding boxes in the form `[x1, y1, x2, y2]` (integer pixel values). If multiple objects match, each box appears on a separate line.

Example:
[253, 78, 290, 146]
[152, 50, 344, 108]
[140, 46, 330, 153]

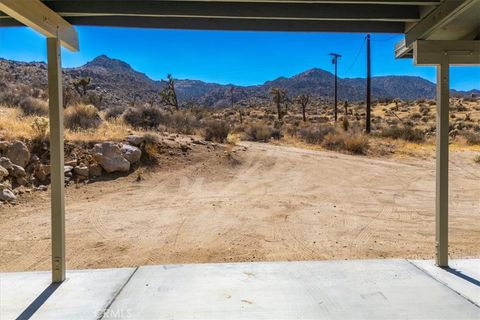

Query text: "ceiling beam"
[1, 15, 401, 33]
[0, 0, 78, 51]
[405, 0, 479, 46]
[39, 1, 420, 22]
[42, 0, 441, 4]
[414, 40, 480, 65]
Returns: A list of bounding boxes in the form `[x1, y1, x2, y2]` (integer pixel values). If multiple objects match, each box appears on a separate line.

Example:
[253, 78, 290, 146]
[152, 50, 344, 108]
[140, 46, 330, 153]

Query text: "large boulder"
[92, 142, 130, 173]
[121, 144, 142, 164]
[5, 141, 30, 168]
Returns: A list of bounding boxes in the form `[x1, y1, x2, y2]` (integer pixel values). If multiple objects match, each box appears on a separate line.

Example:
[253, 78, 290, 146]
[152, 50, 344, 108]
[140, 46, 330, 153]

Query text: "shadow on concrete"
[16, 282, 61, 320]
[446, 268, 480, 287]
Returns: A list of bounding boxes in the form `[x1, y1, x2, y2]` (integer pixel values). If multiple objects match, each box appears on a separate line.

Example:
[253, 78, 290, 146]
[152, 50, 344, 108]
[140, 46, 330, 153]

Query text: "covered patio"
[0, 0, 479, 318]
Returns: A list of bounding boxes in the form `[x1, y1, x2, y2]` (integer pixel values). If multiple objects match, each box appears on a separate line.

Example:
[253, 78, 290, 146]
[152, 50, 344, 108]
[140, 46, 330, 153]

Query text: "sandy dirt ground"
[1, 142, 479, 272]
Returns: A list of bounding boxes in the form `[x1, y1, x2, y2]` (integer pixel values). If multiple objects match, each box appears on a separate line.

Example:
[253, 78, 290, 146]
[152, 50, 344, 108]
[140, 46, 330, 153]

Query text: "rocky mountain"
[0, 55, 476, 109]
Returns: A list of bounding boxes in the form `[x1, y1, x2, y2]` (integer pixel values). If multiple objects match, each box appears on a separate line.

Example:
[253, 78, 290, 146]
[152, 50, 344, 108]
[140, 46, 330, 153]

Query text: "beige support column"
[435, 58, 449, 268]
[47, 37, 66, 282]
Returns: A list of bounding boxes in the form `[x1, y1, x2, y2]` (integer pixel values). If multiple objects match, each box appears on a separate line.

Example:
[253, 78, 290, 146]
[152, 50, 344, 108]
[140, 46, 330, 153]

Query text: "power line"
[371, 34, 402, 42]
[343, 38, 366, 75]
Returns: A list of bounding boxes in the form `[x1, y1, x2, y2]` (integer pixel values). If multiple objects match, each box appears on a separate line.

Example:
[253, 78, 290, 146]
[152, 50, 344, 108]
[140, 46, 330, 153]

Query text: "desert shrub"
[410, 112, 422, 120]
[322, 131, 369, 155]
[226, 133, 240, 145]
[31, 117, 49, 138]
[270, 128, 282, 140]
[299, 125, 335, 144]
[123, 105, 165, 129]
[343, 134, 369, 154]
[64, 104, 102, 130]
[246, 122, 273, 142]
[474, 154, 480, 163]
[168, 111, 200, 135]
[204, 120, 230, 142]
[105, 105, 127, 120]
[19, 97, 48, 116]
[462, 131, 480, 145]
[0, 91, 23, 106]
[419, 105, 430, 115]
[381, 126, 424, 142]
[322, 132, 345, 150]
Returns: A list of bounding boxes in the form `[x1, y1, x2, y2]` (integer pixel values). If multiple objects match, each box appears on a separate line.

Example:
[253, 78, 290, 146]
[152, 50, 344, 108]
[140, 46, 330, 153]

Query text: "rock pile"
[0, 140, 142, 203]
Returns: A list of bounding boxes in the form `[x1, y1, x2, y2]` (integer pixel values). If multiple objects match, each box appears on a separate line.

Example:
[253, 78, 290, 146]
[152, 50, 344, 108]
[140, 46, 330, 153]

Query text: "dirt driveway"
[1, 142, 479, 271]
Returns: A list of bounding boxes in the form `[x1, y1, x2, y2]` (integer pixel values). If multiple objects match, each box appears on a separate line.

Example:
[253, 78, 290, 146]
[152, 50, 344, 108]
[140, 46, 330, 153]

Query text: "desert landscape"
[0, 56, 479, 271]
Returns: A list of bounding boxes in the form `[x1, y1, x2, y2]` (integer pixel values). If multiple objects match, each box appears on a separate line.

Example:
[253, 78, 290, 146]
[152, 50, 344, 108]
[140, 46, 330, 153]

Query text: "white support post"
[412, 40, 480, 268]
[435, 57, 449, 268]
[47, 37, 66, 282]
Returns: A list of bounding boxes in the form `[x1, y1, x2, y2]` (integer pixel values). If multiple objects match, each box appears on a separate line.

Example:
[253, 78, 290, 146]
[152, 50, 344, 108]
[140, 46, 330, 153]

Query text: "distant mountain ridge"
[0, 55, 477, 109]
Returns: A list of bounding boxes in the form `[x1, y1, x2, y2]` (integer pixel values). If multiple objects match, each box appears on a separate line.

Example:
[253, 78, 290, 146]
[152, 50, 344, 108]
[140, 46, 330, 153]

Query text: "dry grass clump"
[65, 117, 131, 142]
[64, 104, 102, 130]
[226, 133, 240, 145]
[245, 122, 273, 142]
[298, 125, 335, 144]
[19, 97, 49, 116]
[204, 120, 230, 142]
[380, 126, 424, 143]
[0, 107, 36, 140]
[323, 131, 369, 155]
[104, 105, 127, 120]
[461, 131, 480, 145]
[297, 124, 369, 155]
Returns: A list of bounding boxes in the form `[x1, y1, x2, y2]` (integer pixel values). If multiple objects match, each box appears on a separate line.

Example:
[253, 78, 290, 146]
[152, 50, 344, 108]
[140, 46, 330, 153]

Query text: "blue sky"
[0, 26, 479, 90]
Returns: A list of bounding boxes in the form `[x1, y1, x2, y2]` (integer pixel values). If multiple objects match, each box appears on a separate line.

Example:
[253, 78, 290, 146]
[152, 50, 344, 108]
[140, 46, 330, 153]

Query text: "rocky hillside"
[0, 55, 477, 109]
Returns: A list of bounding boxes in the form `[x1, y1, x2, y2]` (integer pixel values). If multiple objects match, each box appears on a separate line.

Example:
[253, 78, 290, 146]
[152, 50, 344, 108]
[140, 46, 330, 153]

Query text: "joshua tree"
[269, 87, 286, 120]
[296, 93, 310, 122]
[160, 74, 179, 110]
[73, 77, 91, 96]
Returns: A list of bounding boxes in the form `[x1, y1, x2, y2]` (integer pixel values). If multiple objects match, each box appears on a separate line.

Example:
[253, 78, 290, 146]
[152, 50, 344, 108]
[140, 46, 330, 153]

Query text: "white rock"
[0, 187, 16, 202]
[121, 144, 142, 164]
[92, 142, 130, 173]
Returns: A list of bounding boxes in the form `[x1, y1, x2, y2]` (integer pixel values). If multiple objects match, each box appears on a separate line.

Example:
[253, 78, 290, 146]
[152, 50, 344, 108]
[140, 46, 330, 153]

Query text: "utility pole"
[330, 53, 341, 122]
[366, 34, 371, 133]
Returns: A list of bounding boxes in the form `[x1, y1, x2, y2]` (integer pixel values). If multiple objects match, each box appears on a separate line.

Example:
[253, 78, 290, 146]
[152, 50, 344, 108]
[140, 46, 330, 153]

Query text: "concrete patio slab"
[1, 260, 479, 319]
[411, 259, 480, 307]
[0, 267, 135, 320]
[106, 259, 479, 320]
